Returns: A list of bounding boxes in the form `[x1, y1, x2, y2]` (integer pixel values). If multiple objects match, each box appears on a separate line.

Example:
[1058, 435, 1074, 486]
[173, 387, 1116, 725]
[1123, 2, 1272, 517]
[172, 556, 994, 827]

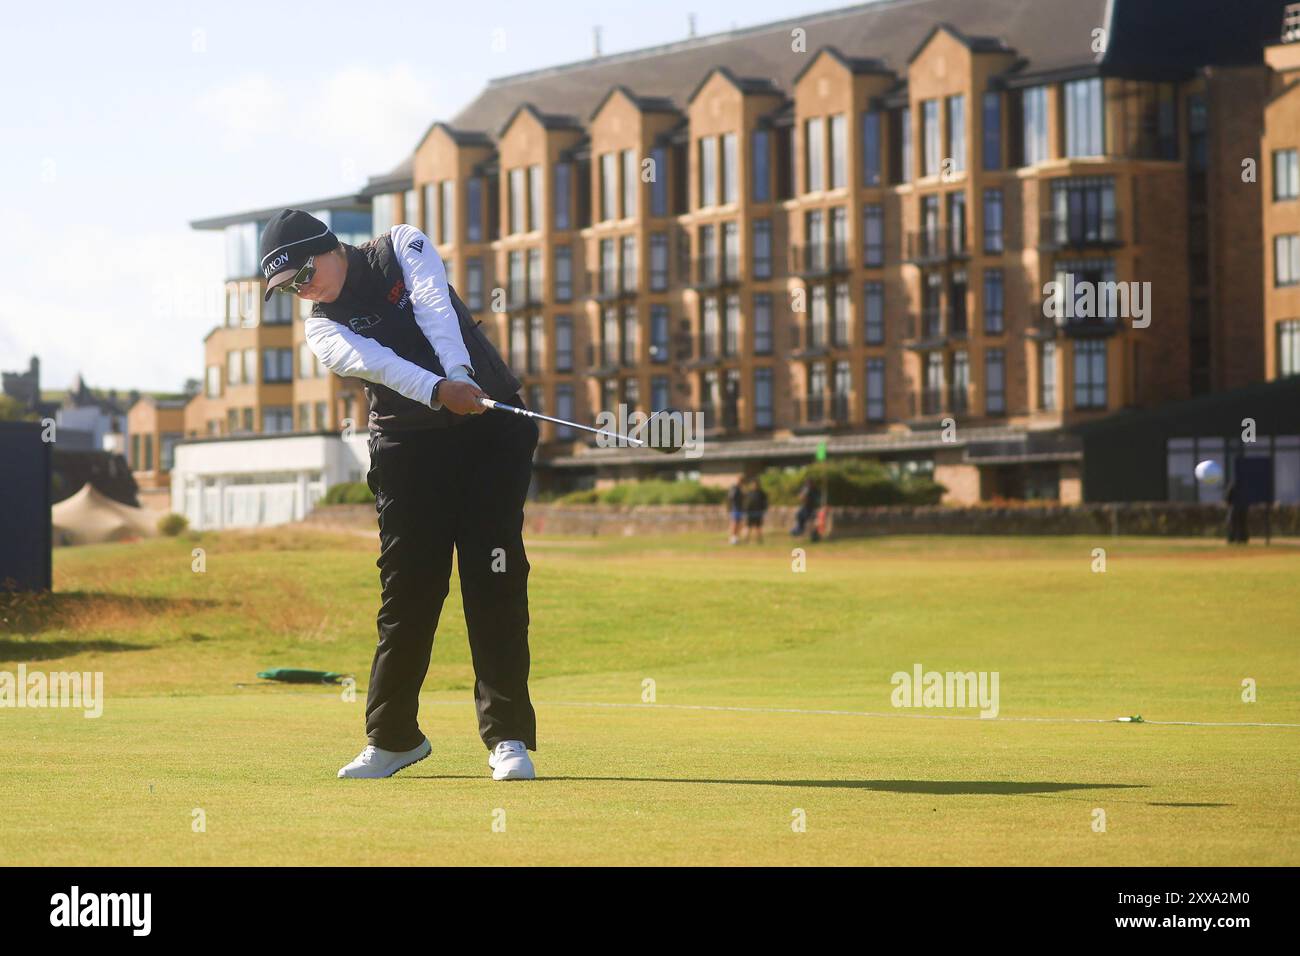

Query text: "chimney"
[688, 13, 697, 37]
[592, 25, 602, 57]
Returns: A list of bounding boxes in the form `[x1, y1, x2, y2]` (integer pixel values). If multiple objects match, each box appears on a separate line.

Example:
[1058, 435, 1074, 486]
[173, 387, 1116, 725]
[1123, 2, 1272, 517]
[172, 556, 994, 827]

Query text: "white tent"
[52, 483, 156, 546]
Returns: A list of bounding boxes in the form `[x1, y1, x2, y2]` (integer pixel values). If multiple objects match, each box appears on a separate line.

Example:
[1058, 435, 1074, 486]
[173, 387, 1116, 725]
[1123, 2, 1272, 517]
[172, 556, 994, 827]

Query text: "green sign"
[814, 441, 827, 462]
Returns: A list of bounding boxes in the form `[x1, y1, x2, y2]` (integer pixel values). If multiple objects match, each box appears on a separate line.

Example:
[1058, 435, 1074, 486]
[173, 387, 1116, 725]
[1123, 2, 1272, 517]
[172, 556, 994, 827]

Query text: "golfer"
[258, 209, 539, 781]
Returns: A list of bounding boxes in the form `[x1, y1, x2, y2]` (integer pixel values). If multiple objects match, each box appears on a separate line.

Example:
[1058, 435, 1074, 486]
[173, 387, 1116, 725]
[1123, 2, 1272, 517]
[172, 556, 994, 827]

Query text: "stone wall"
[305, 501, 1299, 538]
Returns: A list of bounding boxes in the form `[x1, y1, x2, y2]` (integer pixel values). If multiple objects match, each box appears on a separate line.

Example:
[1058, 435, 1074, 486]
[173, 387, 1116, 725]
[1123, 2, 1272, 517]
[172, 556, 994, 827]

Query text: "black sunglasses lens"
[277, 261, 315, 294]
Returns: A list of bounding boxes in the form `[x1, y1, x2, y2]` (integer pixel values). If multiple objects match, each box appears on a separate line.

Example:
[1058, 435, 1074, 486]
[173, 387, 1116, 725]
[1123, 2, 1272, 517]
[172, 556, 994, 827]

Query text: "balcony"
[587, 271, 637, 301]
[503, 278, 545, 311]
[1027, 309, 1123, 339]
[790, 322, 832, 358]
[684, 330, 738, 369]
[789, 242, 850, 277]
[905, 229, 970, 265]
[693, 401, 741, 435]
[950, 386, 970, 415]
[690, 255, 741, 289]
[1039, 211, 1123, 251]
[792, 394, 852, 431]
[585, 344, 620, 376]
[697, 332, 722, 362]
[902, 308, 959, 351]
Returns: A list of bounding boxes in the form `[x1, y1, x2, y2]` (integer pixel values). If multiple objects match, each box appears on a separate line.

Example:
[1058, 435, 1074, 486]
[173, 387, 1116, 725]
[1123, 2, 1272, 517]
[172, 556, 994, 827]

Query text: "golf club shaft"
[477, 397, 646, 446]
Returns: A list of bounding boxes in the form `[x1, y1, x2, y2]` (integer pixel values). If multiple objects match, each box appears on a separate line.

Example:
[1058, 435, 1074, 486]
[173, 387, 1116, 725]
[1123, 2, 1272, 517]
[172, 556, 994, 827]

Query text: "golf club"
[477, 398, 685, 454]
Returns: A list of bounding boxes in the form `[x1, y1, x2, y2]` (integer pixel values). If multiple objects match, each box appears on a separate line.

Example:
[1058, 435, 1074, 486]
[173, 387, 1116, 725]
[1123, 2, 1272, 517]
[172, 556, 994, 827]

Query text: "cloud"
[194, 73, 287, 153]
[1, 62, 445, 392]
[193, 63, 438, 189]
[0, 211, 225, 392]
[299, 63, 435, 163]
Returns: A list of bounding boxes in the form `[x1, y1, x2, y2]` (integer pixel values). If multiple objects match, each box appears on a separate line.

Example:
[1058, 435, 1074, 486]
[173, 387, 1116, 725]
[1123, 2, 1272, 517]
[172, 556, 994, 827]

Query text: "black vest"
[311, 236, 521, 433]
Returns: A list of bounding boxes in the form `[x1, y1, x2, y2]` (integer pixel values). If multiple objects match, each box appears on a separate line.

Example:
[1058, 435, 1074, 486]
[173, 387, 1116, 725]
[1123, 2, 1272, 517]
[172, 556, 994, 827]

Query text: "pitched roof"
[791, 45, 893, 87]
[416, 121, 494, 151]
[450, 0, 1112, 134]
[359, 0, 1283, 189]
[684, 66, 782, 105]
[588, 85, 682, 121]
[497, 102, 585, 137]
[905, 22, 1014, 64]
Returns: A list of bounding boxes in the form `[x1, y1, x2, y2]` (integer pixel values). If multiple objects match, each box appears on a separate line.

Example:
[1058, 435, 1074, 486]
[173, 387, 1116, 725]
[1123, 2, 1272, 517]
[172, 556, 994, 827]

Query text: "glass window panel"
[862, 111, 882, 186]
[947, 95, 965, 173]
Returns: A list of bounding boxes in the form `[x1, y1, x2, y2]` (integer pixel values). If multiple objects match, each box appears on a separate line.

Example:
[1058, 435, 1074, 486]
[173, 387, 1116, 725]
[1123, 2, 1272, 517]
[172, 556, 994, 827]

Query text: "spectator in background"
[1224, 477, 1249, 545]
[791, 477, 822, 542]
[743, 479, 769, 544]
[726, 479, 745, 545]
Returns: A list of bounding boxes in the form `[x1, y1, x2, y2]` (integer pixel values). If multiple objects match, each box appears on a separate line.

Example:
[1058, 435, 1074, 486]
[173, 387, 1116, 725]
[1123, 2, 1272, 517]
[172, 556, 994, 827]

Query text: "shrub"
[551, 480, 725, 506]
[600, 479, 727, 506]
[554, 488, 601, 505]
[321, 481, 376, 505]
[759, 459, 946, 507]
[157, 513, 188, 536]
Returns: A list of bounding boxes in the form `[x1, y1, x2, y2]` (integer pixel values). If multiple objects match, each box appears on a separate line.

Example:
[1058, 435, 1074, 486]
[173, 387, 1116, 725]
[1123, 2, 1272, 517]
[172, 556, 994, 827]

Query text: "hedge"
[554, 480, 725, 506]
[322, 481, 376, 505]
[758, 458, 945, 507]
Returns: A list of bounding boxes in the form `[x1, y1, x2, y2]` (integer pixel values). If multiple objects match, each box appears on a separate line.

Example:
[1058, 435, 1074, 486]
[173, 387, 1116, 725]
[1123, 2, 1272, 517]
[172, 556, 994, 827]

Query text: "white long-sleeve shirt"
[303, 225, 474, 409]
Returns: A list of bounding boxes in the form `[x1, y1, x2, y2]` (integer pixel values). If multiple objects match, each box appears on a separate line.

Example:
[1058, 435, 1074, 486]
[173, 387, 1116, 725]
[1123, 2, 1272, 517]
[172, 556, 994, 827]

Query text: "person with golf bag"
[258, 208, 539, 781]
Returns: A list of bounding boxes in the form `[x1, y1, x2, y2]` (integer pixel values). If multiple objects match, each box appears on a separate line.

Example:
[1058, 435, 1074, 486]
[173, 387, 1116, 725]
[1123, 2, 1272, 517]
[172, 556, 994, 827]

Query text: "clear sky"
[0, 0, 866, 394]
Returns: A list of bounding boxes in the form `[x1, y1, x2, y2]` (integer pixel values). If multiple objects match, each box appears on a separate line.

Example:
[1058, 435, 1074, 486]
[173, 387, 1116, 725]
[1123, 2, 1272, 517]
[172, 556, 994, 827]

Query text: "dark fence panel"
[0, 422, 52, 591]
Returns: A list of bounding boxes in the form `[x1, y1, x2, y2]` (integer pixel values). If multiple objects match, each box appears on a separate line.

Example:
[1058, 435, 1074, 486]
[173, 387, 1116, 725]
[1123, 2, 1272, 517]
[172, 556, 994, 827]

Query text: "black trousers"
[363, 399, 539, 752]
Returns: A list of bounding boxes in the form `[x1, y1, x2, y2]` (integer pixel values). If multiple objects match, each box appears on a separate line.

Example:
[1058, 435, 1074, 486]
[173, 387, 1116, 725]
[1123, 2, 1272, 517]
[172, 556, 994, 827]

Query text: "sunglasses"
[275, 257, 316, 294]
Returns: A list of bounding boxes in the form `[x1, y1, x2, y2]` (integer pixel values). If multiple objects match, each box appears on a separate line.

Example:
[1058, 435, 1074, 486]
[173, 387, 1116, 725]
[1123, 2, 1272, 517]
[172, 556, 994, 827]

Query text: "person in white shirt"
[259, 208, 539, 781]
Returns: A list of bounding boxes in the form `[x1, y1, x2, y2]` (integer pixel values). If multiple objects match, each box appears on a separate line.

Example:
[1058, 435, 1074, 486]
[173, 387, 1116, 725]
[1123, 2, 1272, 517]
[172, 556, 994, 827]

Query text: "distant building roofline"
[480, 0, 906, 90]
[190, 192, 371, 230]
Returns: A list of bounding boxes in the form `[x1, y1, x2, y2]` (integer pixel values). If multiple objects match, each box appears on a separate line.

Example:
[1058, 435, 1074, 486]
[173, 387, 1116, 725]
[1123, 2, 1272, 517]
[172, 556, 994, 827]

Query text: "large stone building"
[1264, 3, 1300, 382]
[182, 0, 1292, 515]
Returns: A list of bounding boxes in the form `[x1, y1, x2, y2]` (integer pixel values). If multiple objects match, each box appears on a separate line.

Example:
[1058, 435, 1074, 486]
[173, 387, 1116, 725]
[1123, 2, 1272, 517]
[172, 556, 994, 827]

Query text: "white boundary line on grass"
[233, 688, 1300, 728]
[534, 700, 1300, 729]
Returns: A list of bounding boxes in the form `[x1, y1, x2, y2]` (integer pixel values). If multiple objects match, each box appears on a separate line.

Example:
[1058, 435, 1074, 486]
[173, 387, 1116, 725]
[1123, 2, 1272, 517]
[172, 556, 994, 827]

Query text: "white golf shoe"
[337, 737, 431, 779]
[487, 740, 536, 780]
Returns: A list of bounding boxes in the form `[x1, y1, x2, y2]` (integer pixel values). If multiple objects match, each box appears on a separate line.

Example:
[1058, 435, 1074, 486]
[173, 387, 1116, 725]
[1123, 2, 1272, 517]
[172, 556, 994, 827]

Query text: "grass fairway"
[2, 527, 1298, 866]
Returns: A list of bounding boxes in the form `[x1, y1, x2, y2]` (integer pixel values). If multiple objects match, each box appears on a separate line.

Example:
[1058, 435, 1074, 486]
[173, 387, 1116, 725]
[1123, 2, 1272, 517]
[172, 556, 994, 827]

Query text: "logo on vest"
[387, 280, 410, 311]
[349, 314, 383, 332]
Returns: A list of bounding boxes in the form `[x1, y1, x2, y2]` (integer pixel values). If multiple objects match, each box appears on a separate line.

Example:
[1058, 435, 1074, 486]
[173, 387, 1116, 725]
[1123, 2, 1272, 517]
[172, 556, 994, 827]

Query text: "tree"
[0, 394, 36, 422]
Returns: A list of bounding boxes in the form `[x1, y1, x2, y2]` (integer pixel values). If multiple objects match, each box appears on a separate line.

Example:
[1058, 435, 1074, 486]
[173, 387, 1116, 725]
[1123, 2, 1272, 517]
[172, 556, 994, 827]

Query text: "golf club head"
[634, 407, 688, 455]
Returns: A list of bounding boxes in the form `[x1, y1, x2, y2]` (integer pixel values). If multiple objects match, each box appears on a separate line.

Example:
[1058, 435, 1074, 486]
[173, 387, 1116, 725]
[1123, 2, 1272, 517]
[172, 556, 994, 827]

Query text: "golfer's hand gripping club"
[436, 379, 490, 416]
